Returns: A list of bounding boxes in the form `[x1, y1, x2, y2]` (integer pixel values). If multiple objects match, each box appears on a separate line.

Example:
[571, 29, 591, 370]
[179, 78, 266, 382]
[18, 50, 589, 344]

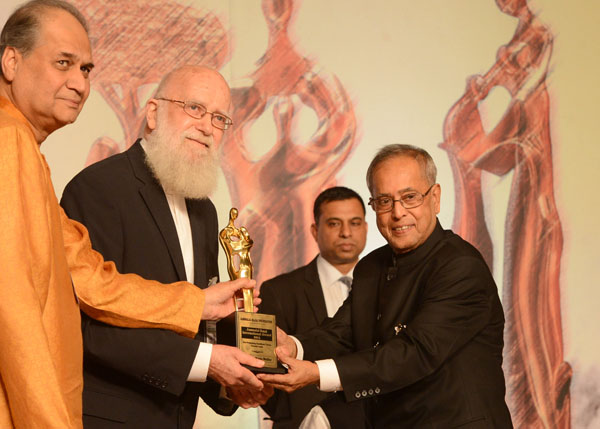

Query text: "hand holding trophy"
[219, 208, 286, 374]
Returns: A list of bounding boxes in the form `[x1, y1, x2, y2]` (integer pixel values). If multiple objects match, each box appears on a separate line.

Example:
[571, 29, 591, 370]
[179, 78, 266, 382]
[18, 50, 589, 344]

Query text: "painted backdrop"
[2, 0, 599, 428]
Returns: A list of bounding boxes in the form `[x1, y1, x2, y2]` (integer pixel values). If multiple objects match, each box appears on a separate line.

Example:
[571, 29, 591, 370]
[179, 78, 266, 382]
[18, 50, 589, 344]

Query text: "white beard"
[143, 114, 219, 200]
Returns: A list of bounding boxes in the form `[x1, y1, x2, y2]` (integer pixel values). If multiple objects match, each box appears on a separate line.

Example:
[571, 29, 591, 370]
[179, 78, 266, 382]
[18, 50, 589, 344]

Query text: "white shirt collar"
[316, 254, 354, 288]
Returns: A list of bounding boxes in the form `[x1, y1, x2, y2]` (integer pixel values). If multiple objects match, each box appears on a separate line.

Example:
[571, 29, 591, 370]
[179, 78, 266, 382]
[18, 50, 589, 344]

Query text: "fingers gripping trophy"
[219, 208, 286, 374]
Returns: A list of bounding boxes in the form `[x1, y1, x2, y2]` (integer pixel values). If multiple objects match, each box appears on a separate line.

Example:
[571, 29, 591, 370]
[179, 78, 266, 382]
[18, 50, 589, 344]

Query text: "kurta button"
[368, 389, 374, 395]
[373, 341, 379, 349]
[375, 387, 381, 394]
[355, 391, 361, 399]
[362, 390, 367, 397]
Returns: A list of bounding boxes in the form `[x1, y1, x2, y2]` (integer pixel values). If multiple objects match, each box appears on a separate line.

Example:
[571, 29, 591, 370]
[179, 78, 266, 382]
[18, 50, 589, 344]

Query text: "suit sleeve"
[296, 292, 355, 361]
[334, 256, 496, 402]
[62, 174, 202, 397]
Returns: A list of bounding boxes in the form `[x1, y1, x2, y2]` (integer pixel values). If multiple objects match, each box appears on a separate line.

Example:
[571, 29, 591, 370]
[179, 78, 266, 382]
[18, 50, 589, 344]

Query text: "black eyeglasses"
[368, 184, 435, 213]
[155, 97, 233, 130]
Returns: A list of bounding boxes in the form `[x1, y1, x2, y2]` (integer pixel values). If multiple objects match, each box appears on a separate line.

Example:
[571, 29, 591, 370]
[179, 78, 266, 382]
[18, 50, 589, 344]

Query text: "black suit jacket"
[61, 140, 231, 428]
[297, 222, 513, 428]
[258, 257, 336, 428]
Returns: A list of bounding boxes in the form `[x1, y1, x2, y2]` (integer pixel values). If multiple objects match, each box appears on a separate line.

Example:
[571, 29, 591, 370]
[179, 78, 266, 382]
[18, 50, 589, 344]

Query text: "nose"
[66, 68, 88, 96]
[390, 199, 409, 220]
[194, 113, 214, 135]
[340, 222, 351, 238]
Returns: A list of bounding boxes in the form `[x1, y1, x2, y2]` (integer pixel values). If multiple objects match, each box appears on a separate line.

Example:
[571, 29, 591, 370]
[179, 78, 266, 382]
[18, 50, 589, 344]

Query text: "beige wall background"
[2, 0, 599, 427]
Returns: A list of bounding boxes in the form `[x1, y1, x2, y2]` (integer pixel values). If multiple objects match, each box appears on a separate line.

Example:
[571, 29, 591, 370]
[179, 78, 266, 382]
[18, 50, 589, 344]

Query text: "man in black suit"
[259, 186, 368, 428]
[61, 65, 270, 428]
[260, 144, 513, 428]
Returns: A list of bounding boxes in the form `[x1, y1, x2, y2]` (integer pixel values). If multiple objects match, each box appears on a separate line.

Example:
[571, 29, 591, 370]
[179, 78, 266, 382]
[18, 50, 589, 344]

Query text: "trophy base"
[219, 311, 286, 374]
[243, 364, 288, 374]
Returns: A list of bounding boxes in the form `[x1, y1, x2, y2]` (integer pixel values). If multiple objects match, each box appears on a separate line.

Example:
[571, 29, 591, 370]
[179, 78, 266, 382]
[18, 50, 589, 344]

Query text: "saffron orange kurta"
[0, 96, 205, 428]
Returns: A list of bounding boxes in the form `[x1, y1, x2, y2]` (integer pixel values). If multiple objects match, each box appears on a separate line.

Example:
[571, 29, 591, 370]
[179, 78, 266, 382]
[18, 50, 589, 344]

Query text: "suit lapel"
[128, 140, 187, 282]
[303, 258, 329, 324]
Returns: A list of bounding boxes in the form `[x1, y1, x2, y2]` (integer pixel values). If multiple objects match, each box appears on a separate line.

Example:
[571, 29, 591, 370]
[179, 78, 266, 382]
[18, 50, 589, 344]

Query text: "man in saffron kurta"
[0, 2, 263, 428]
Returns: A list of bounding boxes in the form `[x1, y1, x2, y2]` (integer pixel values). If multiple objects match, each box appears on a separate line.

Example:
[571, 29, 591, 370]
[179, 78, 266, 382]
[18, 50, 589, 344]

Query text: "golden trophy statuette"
[218, 208, 286, 374]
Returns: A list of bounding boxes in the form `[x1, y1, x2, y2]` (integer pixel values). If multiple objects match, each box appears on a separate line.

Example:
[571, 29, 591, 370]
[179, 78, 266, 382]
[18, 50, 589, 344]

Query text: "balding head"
[155, 65, 230, 108]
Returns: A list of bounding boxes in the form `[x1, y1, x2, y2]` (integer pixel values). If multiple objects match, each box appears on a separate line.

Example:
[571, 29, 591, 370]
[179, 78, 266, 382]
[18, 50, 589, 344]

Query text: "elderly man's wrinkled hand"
[208, 345, 264, 389]
[202, 278, 260, 320]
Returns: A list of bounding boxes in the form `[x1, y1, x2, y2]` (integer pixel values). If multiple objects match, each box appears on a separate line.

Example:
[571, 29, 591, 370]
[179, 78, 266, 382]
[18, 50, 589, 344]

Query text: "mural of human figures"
[221, 0, 357, 285]
[441, 0, 572, 427]
[7, 0, 598, 427]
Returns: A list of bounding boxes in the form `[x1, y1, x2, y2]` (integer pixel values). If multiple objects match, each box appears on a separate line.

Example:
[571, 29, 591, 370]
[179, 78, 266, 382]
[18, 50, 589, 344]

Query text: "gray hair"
[0, 0, 88, 77]
[366, 144, 437, 194]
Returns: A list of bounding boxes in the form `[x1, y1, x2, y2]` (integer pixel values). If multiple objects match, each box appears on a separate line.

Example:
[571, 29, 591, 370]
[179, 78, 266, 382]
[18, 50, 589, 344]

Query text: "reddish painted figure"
[441, 0, 571, 427]
[221, 0, 357, 284]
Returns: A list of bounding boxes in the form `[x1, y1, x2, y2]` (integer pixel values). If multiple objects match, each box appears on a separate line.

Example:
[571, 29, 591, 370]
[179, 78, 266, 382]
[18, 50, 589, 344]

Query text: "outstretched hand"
[208, 344, 265, 389]
[257, 348, 320, 393]
[202, 278, 259, 320]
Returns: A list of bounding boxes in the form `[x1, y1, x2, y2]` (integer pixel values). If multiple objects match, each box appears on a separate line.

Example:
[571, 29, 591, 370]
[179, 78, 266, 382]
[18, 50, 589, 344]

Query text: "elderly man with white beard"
[61, 65, 272, 428]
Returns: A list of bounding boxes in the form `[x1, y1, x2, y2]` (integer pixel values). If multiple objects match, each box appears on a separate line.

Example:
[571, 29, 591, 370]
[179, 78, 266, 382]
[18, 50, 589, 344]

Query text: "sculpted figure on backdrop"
[71, 0, 229, 164]
[440, 0, 571, 426]
[221, 0, 357, 284]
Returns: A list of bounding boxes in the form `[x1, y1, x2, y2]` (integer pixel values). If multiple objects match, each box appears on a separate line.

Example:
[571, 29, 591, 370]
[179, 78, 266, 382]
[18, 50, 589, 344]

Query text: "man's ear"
[146, 99, 158, 131]
[432, 183, 441, 214]
[1, 47, 20, 82]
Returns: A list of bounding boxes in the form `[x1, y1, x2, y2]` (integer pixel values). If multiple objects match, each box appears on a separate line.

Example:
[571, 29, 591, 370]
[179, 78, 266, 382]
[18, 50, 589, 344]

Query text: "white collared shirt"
[315, 255, 354, 318]
[141, 139, 211, 382]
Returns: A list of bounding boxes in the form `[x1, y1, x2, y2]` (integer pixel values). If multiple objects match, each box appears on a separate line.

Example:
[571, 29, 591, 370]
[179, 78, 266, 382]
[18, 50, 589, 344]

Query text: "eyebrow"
[324, 216, 363, 223]
[188, 100, 231, 117]
[59, 51, 95, 70]
[377, 187, 418, 196]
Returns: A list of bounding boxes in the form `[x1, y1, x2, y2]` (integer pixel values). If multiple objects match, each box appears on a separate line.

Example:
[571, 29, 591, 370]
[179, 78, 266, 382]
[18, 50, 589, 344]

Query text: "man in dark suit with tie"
[260, 145, 512, 428]
[258, 186, 368, 428]
[61, 65, 270, 428]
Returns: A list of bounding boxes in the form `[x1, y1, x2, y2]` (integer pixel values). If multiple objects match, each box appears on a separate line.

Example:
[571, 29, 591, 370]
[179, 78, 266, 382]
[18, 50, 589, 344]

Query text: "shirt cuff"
[316, 359, 342, 392]
[291, 335, 304, 360]
[187, 342, 212, 382]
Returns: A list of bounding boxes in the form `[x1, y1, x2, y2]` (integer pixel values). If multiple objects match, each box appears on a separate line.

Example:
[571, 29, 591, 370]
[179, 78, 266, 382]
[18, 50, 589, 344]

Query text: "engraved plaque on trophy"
[218, 208, 286, 374]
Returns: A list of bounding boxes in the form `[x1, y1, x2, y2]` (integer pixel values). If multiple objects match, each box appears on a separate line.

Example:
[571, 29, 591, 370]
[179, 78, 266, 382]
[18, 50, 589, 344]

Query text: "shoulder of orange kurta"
[0, 96, 32, 133]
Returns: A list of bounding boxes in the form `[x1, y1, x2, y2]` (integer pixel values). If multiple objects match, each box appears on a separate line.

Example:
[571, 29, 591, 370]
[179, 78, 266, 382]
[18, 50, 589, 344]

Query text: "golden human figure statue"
[219, 208, 254, 311]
